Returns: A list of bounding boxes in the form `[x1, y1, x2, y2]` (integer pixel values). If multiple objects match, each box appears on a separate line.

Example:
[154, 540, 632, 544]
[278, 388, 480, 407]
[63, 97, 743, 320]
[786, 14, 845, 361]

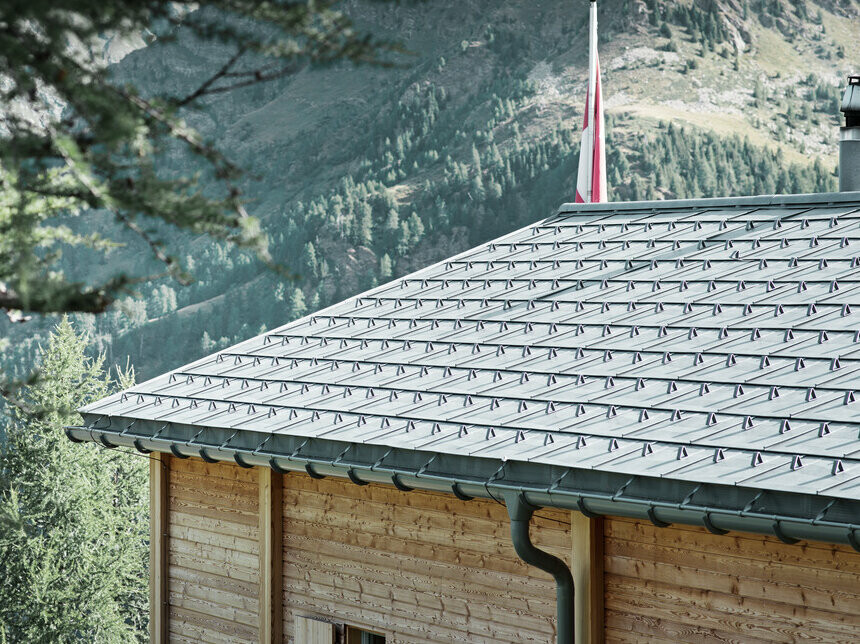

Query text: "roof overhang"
[68, 415, 860, 550]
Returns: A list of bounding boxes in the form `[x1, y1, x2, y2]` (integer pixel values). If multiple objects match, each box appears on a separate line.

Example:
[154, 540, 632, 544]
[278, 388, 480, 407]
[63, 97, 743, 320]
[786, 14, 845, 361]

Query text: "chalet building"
[68, 78, 860, 643]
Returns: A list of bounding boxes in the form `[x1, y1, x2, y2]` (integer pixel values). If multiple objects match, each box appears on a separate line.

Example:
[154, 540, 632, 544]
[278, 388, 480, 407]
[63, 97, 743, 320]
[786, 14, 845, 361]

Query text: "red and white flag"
[575, 0, 607, 203]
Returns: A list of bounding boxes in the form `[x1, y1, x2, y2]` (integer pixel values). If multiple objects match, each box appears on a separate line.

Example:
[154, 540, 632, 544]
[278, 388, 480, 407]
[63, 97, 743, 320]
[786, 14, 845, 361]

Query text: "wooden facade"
[603, 518, 860, 642]
[167, 458, 260, 642]
[156, 456, 860, 643]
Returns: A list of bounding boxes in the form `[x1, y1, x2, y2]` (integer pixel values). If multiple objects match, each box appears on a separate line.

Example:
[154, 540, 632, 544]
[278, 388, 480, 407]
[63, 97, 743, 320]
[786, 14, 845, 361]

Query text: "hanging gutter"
[65, 420, 860, 552]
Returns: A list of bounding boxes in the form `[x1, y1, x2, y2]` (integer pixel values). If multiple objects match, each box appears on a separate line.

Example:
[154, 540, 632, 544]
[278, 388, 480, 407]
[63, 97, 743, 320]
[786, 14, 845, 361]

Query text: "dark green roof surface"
[80, 191, 860, 507]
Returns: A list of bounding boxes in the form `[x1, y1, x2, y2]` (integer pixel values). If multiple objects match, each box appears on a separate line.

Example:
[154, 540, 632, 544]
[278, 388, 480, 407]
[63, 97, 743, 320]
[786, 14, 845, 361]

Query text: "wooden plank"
[605, 576, 860, 639]
[169, 564, 258, 600]
[282, 564, 556, 633]
[285, 474, 569, 530]
[295, 615, 335, 644]
[169, 535, 261, 572]
[281, 490, 571, 552]
[282, 558, 557, 617]
[571, 512, 604, 644]
[168, 589, 258, 627]
[604, 609, 766, 644]
[605, 550, 860, 613]
[281, 514, 562, 579]
[168, 458, 261, 640]
[170, 456, 259, 482]
[259, 467, 283, 644]
[283, 532, 557, 596]
[169, 494, 259, 527]
[605, 518, 860, 575]
[169, 605, 257, 643]
[150, 452, 169, 644]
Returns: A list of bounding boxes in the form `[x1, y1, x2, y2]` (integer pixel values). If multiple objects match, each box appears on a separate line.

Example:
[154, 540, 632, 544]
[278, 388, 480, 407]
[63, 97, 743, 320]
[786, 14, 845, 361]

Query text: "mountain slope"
[2, 0, 857, 380]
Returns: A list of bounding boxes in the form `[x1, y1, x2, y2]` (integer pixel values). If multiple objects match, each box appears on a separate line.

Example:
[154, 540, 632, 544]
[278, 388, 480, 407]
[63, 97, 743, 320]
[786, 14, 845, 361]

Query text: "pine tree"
[288, 288, 307, 319]
[0, 317, 147, 641]
[301, 242, 318, 278]
[356, 205, 374, 247]
[408, 213, 426, 245]
[201, 330, 216, 353]
[379, 254, 393, 280]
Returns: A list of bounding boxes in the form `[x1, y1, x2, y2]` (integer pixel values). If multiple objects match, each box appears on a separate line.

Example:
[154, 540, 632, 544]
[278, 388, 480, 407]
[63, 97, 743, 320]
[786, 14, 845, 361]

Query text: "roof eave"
[68, 414, 860, 551]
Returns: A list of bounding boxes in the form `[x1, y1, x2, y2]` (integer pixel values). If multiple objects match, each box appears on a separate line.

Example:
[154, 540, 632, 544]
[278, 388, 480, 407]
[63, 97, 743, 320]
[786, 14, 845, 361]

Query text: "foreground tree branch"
[0, 0, 406, 320]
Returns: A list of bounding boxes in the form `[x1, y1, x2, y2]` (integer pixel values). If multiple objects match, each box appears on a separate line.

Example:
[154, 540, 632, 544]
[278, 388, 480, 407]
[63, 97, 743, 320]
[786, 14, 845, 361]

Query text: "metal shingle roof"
[81, 192, 860, 501]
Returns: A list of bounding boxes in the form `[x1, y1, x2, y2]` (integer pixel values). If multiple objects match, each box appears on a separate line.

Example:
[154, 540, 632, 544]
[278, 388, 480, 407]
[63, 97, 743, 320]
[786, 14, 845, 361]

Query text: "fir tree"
[379, 254, 393, 280]
[0, 318, 147, 641]
[288, 288, 307, 319]
[301, 242, 319, 278]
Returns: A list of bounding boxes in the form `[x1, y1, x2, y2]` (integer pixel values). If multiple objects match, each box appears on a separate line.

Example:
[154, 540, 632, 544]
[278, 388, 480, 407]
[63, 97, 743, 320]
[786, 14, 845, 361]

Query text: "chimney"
[840, 75, 860, 192]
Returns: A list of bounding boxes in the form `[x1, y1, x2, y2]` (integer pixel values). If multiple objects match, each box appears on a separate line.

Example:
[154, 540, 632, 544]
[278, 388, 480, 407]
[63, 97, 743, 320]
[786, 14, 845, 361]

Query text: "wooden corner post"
[150, 452, 169, 644]
[571, 512, 604, 644]
[259, 467, 284, 644]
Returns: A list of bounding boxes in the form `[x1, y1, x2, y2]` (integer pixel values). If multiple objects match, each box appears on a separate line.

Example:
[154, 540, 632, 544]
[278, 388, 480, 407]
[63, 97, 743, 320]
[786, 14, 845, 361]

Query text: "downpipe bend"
[505, 492, 574, 644]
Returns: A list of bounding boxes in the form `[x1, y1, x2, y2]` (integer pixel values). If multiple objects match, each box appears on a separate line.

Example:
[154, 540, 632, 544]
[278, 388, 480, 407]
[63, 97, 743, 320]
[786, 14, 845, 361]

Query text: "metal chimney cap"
[842, 75, 860, 117]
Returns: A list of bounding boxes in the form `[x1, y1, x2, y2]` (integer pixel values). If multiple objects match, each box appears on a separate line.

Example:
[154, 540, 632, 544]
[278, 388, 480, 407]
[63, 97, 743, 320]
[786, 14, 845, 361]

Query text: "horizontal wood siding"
[604, 517, 860, 643]
[168, 459, 260, 643]
[281, 474, 570, 643]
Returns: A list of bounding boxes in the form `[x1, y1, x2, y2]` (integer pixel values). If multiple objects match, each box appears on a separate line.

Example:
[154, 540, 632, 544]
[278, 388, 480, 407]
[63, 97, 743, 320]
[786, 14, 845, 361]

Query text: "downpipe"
[504, 491, 574, 644]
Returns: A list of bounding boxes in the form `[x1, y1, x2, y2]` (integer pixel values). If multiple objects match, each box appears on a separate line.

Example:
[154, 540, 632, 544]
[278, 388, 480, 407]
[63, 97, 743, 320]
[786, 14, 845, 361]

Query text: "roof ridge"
[557, 191, 860, 215]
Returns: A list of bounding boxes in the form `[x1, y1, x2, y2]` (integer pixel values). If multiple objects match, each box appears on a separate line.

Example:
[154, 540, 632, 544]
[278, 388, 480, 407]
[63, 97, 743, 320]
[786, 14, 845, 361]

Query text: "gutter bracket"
[347, 468, 368, 486]
[233, 452, 253, 468]
[98, 434, 118, 449]
[391, 474, 414, 492]
[576, 497, 600, 519]
[451, 483, 473, 501]
[647, 505, 671, 528]
[702, 512, 729, 535]
[772, 521, 799, 545]
[847, 528, 860, 554]
[305, 463, 326, 479]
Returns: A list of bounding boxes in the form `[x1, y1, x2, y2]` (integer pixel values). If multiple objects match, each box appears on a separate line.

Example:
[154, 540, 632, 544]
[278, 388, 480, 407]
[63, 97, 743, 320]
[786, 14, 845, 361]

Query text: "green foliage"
[0, 318, 147, 642]
[287, 287, 307, 319]
[609, 123, 835, 201]
[664, 0, 730, 50]
[807, 76, 841, 114]
[379, 254, 393, 280]
[0, 0, 403, 321]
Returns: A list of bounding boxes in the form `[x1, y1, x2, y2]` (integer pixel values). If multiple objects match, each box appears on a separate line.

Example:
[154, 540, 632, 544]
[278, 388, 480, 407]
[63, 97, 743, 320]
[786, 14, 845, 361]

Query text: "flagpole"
[575, 0, 605, 204]
[586, 0, 597, 202]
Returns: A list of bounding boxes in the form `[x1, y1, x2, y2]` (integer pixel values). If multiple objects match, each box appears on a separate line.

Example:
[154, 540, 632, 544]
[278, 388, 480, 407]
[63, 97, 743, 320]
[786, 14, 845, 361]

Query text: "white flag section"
[575, 0, 607, 203]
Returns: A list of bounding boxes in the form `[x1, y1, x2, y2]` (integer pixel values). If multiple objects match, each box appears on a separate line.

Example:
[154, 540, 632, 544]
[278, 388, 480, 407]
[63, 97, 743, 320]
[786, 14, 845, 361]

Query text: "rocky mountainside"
[3, 0, 858, 380]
